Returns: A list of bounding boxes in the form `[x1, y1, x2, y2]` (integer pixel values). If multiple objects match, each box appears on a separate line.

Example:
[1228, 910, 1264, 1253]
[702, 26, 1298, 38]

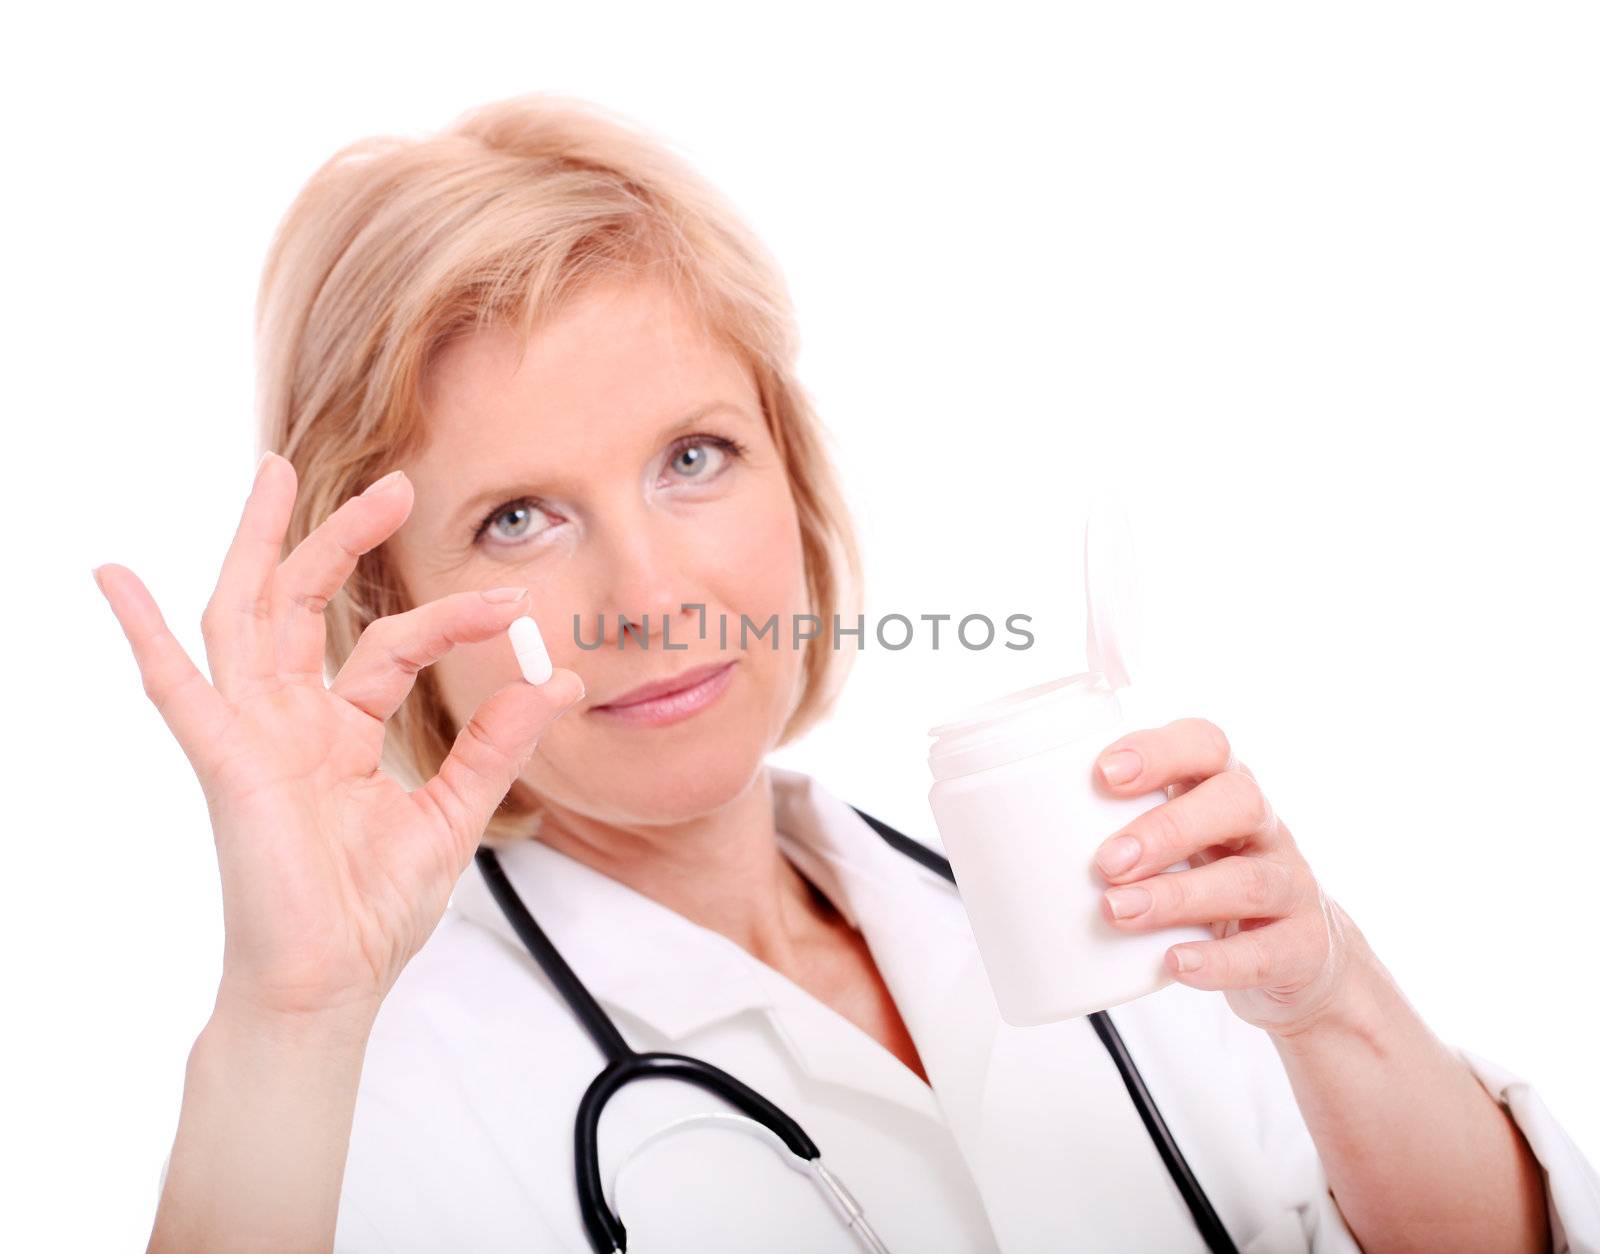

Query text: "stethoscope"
[473, 805, 1239, 1254]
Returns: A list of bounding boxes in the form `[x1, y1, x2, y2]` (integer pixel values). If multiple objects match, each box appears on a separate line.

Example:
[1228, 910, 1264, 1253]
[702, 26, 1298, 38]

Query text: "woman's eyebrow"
[446, 400, 761, 528]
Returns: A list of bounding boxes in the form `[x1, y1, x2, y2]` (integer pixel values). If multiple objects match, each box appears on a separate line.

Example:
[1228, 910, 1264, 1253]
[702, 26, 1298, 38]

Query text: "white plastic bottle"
[926, 508, 1211, 1026]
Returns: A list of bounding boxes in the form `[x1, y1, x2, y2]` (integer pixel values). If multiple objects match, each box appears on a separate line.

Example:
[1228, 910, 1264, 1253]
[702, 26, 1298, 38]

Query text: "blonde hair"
[255, 92, 862, 845]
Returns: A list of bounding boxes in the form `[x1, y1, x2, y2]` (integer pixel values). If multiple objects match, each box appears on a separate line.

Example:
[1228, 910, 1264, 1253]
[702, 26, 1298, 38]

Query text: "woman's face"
[388, 277, 810, 827]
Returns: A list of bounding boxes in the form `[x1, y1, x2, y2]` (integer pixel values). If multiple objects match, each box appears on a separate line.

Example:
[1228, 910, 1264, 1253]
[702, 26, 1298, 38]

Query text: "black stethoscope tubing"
[474, 805, 1238, 1254]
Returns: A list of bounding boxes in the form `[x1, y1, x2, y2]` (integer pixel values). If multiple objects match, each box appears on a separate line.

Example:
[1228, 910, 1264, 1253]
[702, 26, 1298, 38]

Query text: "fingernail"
[481, 586, 528, 604]
[1099, 749, 1142, 785]
[1095, 834, 1141, 876]
[1173, 947, 1203, 973]
[1105, 885, 1151, 919]
[91, 565, 106, 594]
[361, 469, 406, 496]
[254, 450, 275, 482]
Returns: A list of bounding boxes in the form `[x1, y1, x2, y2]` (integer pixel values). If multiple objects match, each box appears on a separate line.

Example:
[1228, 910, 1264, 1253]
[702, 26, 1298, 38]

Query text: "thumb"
[416, 667, 584, 860]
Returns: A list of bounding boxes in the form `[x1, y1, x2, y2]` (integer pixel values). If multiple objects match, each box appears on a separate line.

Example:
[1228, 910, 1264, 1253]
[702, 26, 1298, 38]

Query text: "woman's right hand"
[94, 451, 582, 1031]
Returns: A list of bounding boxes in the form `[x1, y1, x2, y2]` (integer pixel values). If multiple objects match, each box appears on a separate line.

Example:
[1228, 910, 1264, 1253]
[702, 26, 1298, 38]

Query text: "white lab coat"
[328, 765, 1600, 1253]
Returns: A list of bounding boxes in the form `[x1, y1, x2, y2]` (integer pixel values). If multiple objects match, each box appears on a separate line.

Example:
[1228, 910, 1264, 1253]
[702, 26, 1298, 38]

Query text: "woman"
[95, 94, 1596, 1253]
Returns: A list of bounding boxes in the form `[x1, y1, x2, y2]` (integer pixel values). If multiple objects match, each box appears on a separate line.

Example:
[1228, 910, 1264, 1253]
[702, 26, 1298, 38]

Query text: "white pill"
[508, 615, 553, 686]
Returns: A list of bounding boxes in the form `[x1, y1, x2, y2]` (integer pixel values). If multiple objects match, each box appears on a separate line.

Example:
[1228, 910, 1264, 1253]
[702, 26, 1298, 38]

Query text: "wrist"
[159, 989, 371, 1253]
[207, 979, 380, 1057]
[1268, 902, 1396, 1061]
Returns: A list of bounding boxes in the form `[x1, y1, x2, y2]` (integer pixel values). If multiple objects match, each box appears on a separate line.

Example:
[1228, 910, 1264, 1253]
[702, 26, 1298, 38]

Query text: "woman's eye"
[665, 435, 745, 483]
[474, 435, 745, 547]
[478, 500, 554, 547]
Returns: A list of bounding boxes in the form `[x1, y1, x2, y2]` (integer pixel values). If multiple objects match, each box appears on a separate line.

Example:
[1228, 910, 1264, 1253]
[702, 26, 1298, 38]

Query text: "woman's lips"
[590, 661, 737, 728]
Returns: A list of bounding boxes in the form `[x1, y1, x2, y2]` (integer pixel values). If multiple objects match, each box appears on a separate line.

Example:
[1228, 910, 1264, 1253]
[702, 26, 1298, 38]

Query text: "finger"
[1092, 767, 1275, 884]
[329, 588, 538, 723]
[1165, 913, 1327, 992]
[201, 452, 297, 693]
[271, 469, 414, 681]
[1101, 853, 1301, 931]
[1168, 758, 1261, 811]
[1094, 717, 1238, 796]
[94, 563, 232, 765]
[414, 668, 585, 862]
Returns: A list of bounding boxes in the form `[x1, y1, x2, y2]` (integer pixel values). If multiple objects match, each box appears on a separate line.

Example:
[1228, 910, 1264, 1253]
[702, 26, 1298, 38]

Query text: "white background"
[5, 2, 1596, 1248]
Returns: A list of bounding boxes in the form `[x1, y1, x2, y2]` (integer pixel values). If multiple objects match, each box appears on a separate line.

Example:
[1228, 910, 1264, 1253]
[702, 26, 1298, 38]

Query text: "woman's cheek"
[527, 571, 588, 672]
[719, 496, 810, 730]
[715, 491, 809, 622]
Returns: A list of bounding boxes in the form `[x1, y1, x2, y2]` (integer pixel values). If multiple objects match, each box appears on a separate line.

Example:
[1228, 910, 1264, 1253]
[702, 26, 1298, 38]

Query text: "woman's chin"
[534, 719, 775, 825]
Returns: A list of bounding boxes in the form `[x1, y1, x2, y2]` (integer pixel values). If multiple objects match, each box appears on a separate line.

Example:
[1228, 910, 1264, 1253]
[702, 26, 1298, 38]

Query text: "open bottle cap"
[1084, 498, 1138, 691]
[926, 499, 1142, 777]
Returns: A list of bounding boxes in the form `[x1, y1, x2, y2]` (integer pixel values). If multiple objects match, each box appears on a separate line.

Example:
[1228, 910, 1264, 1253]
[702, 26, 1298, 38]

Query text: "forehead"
[419, 278, 757, 453]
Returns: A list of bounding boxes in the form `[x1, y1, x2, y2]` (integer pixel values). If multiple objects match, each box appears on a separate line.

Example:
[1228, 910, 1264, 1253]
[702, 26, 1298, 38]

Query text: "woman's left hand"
[1091, 718, 1359, 1038]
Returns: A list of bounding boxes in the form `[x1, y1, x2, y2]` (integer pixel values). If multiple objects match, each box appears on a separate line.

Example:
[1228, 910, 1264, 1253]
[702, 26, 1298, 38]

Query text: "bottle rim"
[926, 670, 1105, 738]
[927, 670, 1121, 781]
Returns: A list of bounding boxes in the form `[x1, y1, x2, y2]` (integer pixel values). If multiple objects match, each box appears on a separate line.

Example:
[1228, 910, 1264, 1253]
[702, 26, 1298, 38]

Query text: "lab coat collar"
[447, 765, 987, 1123]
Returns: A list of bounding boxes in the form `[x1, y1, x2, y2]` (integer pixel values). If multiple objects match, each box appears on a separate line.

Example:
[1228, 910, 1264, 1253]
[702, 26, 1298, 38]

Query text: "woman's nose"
[585, 515, 703, 647]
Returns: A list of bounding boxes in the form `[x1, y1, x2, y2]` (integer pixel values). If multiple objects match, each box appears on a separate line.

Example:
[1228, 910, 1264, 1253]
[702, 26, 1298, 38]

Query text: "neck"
[531, 768, 840, 974]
